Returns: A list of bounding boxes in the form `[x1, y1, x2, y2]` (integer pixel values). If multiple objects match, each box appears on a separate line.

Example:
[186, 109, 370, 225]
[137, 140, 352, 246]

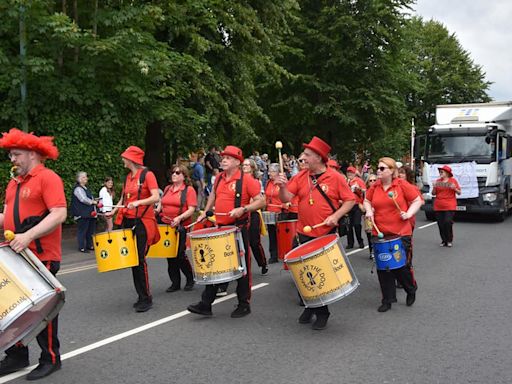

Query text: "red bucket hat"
[121, 146, 145, 165]
[438, 165, 453, 177]
[0, 128, 59, 160]
[327, 159, 340, 170]
[302, 136, 331, 163]
[220, 145, 244, 163]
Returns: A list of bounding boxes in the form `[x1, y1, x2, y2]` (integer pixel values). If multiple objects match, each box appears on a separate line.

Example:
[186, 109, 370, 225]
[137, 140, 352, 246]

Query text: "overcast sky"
[412, 0, 511, 101]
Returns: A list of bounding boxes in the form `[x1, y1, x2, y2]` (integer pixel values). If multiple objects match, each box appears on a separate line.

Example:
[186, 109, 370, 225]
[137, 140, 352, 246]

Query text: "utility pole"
[19, 4, 28, 132]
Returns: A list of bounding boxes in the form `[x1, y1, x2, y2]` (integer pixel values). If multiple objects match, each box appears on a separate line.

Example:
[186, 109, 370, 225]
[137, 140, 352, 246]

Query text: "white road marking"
[0, 283, 269, 383]
[418, 222, 437, 229]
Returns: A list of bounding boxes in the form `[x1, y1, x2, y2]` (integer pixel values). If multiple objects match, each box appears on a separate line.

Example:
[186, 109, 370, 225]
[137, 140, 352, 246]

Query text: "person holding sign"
[0, 128, 67, 380]
[432, 165, 461, 247]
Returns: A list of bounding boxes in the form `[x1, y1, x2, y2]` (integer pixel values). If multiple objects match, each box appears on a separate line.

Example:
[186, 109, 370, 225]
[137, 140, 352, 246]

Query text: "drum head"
[189, 226, 236, 238]
[284, 234, 337, 262]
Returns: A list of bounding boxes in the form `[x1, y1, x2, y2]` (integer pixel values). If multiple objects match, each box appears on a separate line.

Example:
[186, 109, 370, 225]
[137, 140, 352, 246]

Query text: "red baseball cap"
[327, 159, 340, 170]
[347, 166, 357, 174]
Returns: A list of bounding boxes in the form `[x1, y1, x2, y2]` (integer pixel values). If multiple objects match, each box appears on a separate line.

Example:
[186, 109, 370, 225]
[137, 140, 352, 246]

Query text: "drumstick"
[186, 211, 216, 229]
[387, 191, 402, 213]
[275, 141, 284, 174]
[98, 204, 126, 209]
[4, 230, 33, 259]
[370, 217, 384, 239]
[267, 203, 298, 208]
[302, 222, 326, 233]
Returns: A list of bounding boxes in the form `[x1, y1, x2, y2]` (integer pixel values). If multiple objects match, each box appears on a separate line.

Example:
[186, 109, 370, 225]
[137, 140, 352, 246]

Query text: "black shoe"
[395, 281, 403, 289]
[166, 285, 181, 293]
[406, 292, 416, 306]
[187, 302, 212, 316]
[231, 304, 251, 318]
[216, 288, 228, 297]
[78, 248, 89, 253]
[378, 303, 392, 312]
[135, 301, 153, 312]
[26, 362, 61, 381]
[87, 246, 94, 251]
[312, 313, 330, 330]
[0, 356, 29, 376]
[358, 242, 365, 249]
[261, 265, 268, 275]
[346, 244, 354, 249]
[298, 308, 314, 324]
[184, 281, 195, 291]
[268, 258, 278, 264]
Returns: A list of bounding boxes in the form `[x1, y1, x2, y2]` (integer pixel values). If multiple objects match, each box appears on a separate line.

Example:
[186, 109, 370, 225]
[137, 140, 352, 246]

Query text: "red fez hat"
[302, 136, 331, 163]
[121, 146, 145, 165]
[0, 128, 59, 160]
[347, 166, 357, 174]
[327, 159, 341, 170]
[438, 165, 453, 177]
[220, 145, 244, 162]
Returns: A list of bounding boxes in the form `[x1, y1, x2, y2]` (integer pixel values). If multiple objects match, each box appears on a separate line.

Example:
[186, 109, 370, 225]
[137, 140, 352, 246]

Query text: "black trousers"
[249, 212, 267, 267]
[366, 232, 373, 254]
[267, 224, 278, 261]
[201, 226, 251, 306]
[347, 205, 363, 246]
[436, 210, 455, 244]
[6, 261, 61, 365]
[76, 217, 95, 250]
[376, 236, 417, 304]
[168, 227, 193, 287]
[122, 219, 151, 303]
[292, 233, 329, 316]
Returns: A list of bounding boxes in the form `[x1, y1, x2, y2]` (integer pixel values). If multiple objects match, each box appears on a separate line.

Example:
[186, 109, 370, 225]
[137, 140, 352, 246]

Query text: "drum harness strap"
[122, 168, 150, 233]
[311, 174, 343, 236]
[13, 180, 48, 254]
[214, 172, 247, 227]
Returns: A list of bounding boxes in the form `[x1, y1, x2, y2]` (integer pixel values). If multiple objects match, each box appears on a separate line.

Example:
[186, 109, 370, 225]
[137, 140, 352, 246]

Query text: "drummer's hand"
[400, 211, 410, 220]
[171, 216, 182, 227]
[127, 200, 140, 210]
[9, 232, 33, 253]
[324, 214, 338, 227]
[274, 173, 288, 187]
[365, 211, 373, 219]
[229, 207, 245, 219]
[196, 212, 206, 223]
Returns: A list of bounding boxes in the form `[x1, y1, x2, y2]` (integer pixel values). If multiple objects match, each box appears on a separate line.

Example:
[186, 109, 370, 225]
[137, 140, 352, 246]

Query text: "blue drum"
[373, 237, 407, 270]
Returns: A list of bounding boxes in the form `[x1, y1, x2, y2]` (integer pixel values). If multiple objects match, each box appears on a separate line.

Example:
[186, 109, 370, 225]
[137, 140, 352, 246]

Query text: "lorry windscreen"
[426, 134, 494, 163]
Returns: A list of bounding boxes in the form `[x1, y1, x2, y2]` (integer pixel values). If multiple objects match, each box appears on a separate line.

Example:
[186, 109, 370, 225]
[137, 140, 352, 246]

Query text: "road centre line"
[0, 283, 269, 384]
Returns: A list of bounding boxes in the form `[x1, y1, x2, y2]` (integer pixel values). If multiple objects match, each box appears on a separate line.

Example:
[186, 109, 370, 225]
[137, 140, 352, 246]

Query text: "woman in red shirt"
[364, 157, 423, 313]
[156, 164, 197, 292]
[432, 165, 461, 247]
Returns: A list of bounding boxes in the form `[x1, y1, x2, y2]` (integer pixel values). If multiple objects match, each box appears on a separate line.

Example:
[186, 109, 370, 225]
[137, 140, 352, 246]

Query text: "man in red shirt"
[188, 145, 265, 318]
[108, 146, 160, 313]
[0, 128, 67, 380]
[276, 136, 356, 330]
[346, 166, 366, 249]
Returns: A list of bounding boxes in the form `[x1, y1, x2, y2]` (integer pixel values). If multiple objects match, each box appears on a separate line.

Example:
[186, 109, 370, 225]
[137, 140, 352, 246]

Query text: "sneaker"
[0, 356, 29, 376]
[135, 300, 153, 312]
[377, 303, 392, 312]
[447, 242, 453, 247]
[166, 285, 181, 293]
[231, 304, 251, 318]
[184, 281, 195, 291]
[312, 313, 330, 330]
[26, 362, 61, 381]
[78, 248, 89, 253]
[187, 302, 212, 316]
[439, 242, 446, 247]
[216, 289, 228, 297]
[406, 292, 416, 306]
[261, 265, 268, 275]
[298, 308, 314, 324]
[133, 299, 142, 308]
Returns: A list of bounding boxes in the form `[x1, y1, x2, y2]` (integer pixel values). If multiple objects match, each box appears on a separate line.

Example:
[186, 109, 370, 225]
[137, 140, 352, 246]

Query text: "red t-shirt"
[214, 170, 261, 226]
[265, 180, 298, 213]
[348, 176, 366, 204]
[433, 177, 460, 211]
[3, 164, 66, 262]
[287, 168, 356, 237]
[160, 184, 197, 226]
[366, 178, 420, 237]
[122, 168, 159, 219]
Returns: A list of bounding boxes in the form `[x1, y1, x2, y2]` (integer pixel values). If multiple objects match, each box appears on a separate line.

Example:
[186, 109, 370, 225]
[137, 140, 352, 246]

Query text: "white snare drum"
[0, 244, 66, 353]
[261, 211, 277, 225]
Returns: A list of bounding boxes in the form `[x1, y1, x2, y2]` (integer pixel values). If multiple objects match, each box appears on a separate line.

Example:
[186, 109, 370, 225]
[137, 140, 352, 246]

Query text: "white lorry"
[419, 101, 512, 221]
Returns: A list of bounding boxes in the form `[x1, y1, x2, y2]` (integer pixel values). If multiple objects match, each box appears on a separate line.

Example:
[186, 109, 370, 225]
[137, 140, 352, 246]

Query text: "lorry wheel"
[425, 212, 436, 221]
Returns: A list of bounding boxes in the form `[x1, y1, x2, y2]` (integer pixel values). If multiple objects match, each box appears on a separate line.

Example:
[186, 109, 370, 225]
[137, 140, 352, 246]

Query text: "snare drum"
[261, 211, 277, 225]
[284, 234, 359, 308]
[188, 226, 246, 285]
[277, 220, 297, 260]
[93, 229, 138, 272]
[373, 237, 407, 270]
[146, 225, 178, 258]
[0, 245, 66, 353]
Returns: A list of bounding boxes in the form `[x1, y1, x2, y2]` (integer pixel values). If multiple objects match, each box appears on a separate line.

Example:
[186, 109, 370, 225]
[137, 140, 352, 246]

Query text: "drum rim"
[93, 228, 134, 236]
[188, 225, 237, 238]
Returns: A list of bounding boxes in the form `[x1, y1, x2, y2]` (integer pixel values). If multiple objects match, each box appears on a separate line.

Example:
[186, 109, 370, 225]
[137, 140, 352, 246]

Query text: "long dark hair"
[104, 176, 115, 198]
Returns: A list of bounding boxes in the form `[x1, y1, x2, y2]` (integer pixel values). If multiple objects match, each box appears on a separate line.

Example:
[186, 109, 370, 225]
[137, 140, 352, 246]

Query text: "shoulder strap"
[314, 179, 337, 213]
[179, 186, 188, 215]
[135, 168, 150, 219]
[13, 183, 22, 231]
[234, 173, 244, 209]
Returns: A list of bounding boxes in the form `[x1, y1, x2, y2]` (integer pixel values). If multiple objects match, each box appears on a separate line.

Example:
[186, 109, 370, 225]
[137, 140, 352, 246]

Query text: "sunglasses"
[368, 179, 377, 183]
[242, 163, 251, 167]
[377, 166, 389, 172]
[298, 159, 305, 163]
[172, 170, 182, 175]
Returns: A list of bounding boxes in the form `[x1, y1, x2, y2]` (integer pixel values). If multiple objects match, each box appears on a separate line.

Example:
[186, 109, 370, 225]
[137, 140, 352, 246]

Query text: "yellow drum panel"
[147, 225, 178, 258]
[190, 229, 240, 276]
[93, 229, 138, 273]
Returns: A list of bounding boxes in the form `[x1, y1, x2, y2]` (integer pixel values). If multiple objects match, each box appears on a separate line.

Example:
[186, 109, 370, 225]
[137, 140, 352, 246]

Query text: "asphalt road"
[2, 215, 512, 384]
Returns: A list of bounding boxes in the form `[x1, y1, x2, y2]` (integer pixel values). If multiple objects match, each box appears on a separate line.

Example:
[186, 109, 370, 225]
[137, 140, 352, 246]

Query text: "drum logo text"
[378, 253, 392, 262]
[298, 265, 326, 291]
[224, 244, 235, 258]
[194, 244, 215, 268]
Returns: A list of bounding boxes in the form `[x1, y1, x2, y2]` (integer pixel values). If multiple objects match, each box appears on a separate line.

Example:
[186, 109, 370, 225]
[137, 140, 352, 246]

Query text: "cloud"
[414, 0, 512, 101]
